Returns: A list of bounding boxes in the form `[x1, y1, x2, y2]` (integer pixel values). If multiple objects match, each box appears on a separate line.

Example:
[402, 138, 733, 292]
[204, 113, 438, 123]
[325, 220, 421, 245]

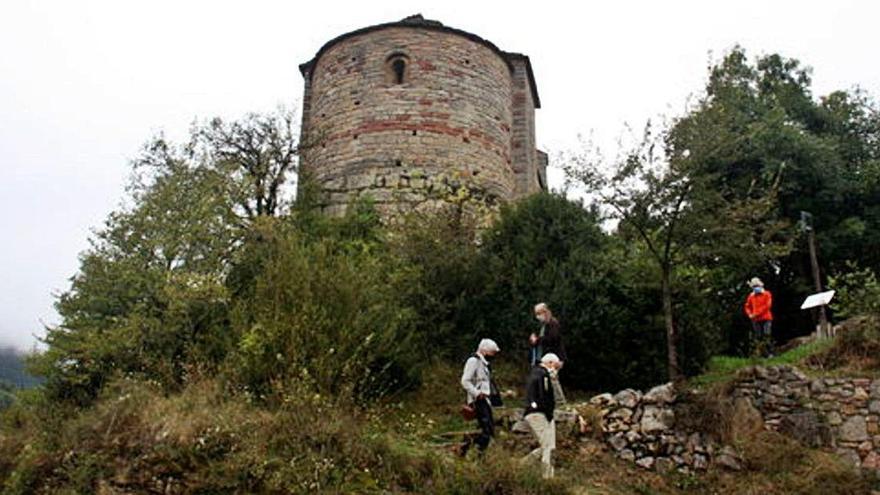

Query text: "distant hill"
[0, 347, 41, 389]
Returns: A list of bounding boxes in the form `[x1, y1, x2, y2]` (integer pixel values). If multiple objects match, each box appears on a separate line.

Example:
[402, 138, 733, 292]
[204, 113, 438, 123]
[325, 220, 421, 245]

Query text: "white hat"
[477, 339, 500, 353]
[541, 353, 560, 364]
[749, 277, 764, 288]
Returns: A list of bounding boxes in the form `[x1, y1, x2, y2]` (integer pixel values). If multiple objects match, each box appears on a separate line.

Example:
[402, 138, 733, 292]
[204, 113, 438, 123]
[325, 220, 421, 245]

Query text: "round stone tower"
[298, 14, 546, 216]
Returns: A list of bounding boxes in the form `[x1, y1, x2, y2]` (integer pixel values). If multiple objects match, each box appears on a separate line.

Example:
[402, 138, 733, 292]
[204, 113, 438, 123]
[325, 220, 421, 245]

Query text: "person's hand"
[477, 393, 487, 401]
[558, 361, 564, 370]
[529, 333, 538, 345]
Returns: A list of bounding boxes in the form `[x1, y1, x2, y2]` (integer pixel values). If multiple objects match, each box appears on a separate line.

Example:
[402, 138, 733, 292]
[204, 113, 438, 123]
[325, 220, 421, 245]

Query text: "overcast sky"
[1, 1, 878, 351]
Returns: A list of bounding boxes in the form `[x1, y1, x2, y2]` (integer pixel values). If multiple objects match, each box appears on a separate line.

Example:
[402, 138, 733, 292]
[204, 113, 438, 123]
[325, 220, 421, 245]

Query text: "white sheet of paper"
[800, 290, 836, 310]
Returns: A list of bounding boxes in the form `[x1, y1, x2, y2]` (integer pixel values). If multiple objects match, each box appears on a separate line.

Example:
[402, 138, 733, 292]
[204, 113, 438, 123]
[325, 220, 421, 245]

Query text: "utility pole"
[801, 211, 829, 338]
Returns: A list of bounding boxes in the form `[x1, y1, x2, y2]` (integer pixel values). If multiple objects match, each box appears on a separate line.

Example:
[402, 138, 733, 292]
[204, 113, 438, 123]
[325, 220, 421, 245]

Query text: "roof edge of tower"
[298, 14, 540, 108]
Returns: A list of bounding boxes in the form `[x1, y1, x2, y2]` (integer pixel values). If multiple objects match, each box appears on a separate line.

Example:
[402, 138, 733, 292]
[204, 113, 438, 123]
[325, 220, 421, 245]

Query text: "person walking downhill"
[744, 277, 774, 357]
[521, 353, 561, 479]
[459, 338, 500, 456]
[529, 303, 567, 405]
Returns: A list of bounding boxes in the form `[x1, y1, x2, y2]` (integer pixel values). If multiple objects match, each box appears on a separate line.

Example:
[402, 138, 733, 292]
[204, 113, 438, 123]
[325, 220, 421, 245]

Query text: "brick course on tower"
[298, 14, 546, 216]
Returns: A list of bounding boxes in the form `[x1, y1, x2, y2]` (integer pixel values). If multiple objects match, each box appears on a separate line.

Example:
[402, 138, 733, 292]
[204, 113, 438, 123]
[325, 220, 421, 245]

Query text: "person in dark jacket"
[521, 353, 561, 479]
[529, 303, 567, 404]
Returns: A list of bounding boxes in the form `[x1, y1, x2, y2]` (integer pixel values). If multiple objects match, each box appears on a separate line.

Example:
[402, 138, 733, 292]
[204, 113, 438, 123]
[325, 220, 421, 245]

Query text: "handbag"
[489, 377, 503, 407]
[460, 402, 477, 421]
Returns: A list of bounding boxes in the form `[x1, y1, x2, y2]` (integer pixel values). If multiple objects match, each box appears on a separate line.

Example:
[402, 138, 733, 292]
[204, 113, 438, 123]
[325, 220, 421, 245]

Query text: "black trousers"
[473, 398, 494, 451]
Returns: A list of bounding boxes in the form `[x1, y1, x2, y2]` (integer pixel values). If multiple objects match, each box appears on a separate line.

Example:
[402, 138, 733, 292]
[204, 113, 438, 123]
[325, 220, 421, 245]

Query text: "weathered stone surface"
[779, 410, 831, 448]
[870, 400, 880, 414]
[863, 451, 880, 470]
[635, 456, 655, 469]
[619, 449, 635, 462]
[840, 416, 869, 442]
[641, 405, 675, 433]
[589, 393, 615, 407]
[609, 433, 627, 451]
[614, 389, 641, 408]
[827, 411, 843, 425]
[608, 407, 634, 421]
[299, 15, 545, 218]
[643, 383, 676, 404]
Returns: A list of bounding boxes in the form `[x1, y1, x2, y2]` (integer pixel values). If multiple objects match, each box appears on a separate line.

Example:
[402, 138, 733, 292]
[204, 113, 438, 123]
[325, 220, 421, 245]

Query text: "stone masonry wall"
[299, 17, 544, 217]
[553, 366, 880, 475]
[731, 365, 880, 470]
[573, 383, 742, 473]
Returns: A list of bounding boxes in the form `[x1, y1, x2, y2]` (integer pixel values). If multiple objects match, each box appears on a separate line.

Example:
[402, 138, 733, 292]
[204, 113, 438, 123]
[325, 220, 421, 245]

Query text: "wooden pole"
[807, 228, 829, 338]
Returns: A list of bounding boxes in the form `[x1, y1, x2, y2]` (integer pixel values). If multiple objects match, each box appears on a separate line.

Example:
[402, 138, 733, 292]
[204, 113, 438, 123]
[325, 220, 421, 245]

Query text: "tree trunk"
[661, 267, 682, 382]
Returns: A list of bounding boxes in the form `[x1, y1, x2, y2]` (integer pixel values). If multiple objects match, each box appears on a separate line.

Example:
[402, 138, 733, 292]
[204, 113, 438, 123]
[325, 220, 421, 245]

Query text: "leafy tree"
[32, 109, 302, 404]
[671, 47, 880, 342]
[190, 107, 301, 219]
[469, 193, 668, 390]
[564, 117, 786, 380]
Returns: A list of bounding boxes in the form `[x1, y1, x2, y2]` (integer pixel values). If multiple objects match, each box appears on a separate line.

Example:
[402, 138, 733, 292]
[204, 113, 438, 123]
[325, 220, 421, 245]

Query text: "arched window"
[386, 53, 409, 85]
[392, 58, 406, 84]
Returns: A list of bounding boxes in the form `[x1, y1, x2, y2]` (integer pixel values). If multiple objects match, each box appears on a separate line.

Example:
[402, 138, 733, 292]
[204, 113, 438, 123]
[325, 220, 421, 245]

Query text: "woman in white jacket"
[460, 338, 500, 454]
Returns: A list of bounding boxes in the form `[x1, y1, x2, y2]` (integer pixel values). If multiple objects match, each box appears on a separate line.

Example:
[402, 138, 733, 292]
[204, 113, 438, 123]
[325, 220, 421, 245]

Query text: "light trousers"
[523, 413, 556, 479]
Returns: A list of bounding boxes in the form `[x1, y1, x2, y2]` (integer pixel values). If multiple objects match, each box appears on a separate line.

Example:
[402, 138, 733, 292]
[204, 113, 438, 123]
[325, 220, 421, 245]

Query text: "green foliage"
[386, 205, 487, 356]
[828, 262, 880, 319]
[0, 377, 562, 494]
[470, 193, 668, 390]
[228, 216, 425, 403]
[671, 46, 880, 343]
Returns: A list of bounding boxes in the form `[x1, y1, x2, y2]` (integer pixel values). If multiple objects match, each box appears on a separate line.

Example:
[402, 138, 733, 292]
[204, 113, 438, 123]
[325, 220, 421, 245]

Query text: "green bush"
[228, 217, 426, 403]
[829, 262, 880, 319]
[469, 193, 670, 390]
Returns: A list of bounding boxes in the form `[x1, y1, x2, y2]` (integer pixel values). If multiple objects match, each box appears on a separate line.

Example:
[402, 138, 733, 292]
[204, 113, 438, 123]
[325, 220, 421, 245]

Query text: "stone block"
[871, 379, 880, 399]
[644, 383, 676, 404]
[780, 410, 832, 448]
[840, 416, 869, 442]
[641, 405, 675, 433]
[827, 411, 843, 425]
[613, 389, 641, 408]
[862, 451, 880, 470]
[589, 393, 616, 407]
[609, 432, 627, 451]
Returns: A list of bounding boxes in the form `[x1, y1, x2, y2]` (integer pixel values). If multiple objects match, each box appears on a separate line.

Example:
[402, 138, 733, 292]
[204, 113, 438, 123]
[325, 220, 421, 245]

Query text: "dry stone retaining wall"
[557, 365, 880, 474]
[574, 383, 741, 473]
[731, 365, 880, 470]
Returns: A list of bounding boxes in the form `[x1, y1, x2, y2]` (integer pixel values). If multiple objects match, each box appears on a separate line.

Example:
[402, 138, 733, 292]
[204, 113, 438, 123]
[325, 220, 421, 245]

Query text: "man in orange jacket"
[744, 277, 773, 356]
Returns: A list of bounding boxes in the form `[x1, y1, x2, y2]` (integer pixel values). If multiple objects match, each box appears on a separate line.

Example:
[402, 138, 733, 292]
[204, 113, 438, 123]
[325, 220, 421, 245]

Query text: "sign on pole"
[800, 290, 835, 310]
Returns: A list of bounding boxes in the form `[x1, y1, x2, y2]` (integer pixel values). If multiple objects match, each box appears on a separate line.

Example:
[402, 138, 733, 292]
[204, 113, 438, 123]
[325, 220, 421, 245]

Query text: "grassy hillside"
[0, 347, 875, 494]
